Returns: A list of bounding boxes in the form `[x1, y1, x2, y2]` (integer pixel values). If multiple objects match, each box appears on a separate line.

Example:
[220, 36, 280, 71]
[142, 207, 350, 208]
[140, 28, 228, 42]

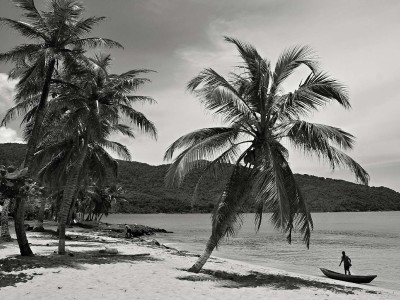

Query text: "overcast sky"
[0, 0, 399, 192]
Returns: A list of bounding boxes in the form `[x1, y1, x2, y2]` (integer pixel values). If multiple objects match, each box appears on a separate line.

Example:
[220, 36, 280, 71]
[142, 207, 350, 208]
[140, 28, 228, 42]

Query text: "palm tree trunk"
[14, 197, 33, 256]
[24, 58, 56, 170]
[33, 197, 46, 232]
[188, 235, 218, 273]
[189, 167, 250, 273]
[15, 58, 56, 256]
[58, 167, 80, 254]
[1, 198, 12, 242]
[58, 139, 88, 255]
[66, 193, 78, 226]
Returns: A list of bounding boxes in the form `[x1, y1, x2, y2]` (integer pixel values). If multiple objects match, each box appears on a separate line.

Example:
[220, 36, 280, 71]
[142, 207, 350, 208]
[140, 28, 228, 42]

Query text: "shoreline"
[1, 223, 399, 299]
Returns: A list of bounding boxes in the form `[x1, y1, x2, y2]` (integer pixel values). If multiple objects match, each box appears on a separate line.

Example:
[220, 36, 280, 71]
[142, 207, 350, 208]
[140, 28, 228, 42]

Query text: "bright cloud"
[0, 73, 16, 113]
[0, 126, 24, 143]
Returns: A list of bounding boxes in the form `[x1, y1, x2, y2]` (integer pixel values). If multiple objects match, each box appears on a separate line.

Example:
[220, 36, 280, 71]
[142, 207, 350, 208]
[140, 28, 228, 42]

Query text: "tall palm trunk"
[13, 197, 33, 255]
[15, 59, 56, 256]
[33, 197, 46, 232]
[66, 192, 78, 226]
[58, 144, 88, 255]
[1, 198, 12, 242]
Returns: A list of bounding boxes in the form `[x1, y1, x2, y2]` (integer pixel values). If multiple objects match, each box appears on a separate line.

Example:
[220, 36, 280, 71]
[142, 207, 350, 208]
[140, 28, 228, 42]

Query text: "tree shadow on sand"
[177, 269, 380, 295]
[0, 251, 159, 289]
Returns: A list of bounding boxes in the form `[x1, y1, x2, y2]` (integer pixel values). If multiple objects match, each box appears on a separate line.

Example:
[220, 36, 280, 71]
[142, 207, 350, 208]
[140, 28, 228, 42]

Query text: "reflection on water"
[104, 212, 400, 291]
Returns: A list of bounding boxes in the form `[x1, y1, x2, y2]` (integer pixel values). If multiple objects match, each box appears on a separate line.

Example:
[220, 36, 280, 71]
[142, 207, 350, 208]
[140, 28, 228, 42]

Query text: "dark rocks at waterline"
[73, 222, 172, 238]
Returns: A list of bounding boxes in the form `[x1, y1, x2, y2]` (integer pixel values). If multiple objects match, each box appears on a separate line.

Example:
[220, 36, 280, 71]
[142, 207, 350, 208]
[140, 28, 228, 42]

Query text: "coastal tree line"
[0, 0, 368, 273]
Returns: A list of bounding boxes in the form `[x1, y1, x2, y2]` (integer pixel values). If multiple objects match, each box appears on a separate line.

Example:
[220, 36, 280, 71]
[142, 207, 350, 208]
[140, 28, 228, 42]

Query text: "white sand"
[0, 229, 399, 300]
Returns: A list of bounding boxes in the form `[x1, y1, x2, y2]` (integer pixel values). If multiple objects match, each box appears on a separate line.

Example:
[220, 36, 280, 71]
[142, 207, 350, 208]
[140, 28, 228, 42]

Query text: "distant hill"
[1, 143, 400, 213]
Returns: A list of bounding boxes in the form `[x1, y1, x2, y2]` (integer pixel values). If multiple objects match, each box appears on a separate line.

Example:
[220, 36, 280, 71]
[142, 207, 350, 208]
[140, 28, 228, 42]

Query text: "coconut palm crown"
[164, 37, 369, 273]
[0, 0, 123, 169]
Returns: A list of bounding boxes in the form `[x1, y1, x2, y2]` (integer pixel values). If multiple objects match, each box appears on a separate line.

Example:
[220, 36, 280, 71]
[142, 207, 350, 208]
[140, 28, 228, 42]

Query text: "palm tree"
[164, 37, 369, 273]
[79, 184, 125, 222]
[34, 54, 157, 254]
[0, 0, 122, 256]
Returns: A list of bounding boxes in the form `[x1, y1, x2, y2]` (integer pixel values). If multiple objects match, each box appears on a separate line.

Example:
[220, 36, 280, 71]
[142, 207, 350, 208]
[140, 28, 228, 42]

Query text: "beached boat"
[320, 268, 377, 284]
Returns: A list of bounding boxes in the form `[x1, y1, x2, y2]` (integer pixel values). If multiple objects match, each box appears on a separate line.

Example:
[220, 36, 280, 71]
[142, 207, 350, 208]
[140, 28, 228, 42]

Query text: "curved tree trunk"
[58, 167, 80, 254]
[1, 198, 12, 242]
[15, 58, 56, 256]
[188, 235, 219, 273]
[189, 166, 251, 273]
[33, 197, 46, 232]
[14, 197, 33, 256]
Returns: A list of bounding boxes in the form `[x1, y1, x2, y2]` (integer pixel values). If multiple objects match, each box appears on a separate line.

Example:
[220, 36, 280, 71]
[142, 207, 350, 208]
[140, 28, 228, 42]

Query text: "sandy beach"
[0, 224, 399, 300]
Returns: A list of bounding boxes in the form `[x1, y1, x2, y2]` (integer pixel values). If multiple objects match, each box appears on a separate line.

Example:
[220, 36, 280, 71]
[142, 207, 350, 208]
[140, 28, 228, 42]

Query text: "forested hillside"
[1, 143, 399, 213]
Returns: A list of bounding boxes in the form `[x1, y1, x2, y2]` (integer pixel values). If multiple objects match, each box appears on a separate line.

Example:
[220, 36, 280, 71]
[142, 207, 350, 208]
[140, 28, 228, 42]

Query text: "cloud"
[0, 73, 17, 117]
[0, 126, 24, 143]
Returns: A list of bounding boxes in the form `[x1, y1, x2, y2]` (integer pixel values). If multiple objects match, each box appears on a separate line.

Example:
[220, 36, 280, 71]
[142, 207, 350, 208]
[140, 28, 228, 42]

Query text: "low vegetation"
[2, 143, 399, 214]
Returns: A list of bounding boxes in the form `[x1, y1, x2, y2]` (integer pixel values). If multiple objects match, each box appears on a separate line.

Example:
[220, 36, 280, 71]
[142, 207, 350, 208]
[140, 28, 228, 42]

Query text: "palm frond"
[253, 144, 313, 247]
[1, 95, 39, 126]
[287, 120, 355, 150]
[252, 143, 291, 232]
[223, 36, 268, 79]
[0, 44, 43, 63]
[110, 123, 135, 139]
[211, 165, 254, 247]
[164, 127, 239, 161]
[110, 78, 151, 94]
[271, 45, 318, 93]
[117, 105, 157, 138]
[0, 18, 45, 40]
[165, 127, 240, 187]
[293, 72, 350, 111]
[101, 140, 131, 161]
[67, 16, 107, 38]
[122, 95, 157, 105]
[191, 142, 252, 207]
[72, 37, 123, 49]
[11, 0, 44, 23]
[187, 68, 257, 122]
[289, 132, 369, 184]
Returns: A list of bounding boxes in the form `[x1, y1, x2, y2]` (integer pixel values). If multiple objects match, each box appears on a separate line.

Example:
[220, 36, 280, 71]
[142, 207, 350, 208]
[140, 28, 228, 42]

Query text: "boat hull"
[320, 268, 377, 284]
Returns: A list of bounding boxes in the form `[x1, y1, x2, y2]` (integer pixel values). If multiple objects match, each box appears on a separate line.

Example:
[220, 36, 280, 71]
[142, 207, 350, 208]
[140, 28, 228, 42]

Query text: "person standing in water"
[339, 251, 352, 275]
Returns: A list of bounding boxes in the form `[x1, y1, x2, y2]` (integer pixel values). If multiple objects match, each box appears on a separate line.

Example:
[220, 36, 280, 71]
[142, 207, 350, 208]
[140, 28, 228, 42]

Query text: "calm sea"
[103, 212, 400, 291]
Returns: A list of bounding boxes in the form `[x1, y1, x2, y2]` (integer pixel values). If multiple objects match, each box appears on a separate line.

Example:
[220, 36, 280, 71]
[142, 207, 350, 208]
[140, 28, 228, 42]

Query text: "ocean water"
[103, 212, 400, 291]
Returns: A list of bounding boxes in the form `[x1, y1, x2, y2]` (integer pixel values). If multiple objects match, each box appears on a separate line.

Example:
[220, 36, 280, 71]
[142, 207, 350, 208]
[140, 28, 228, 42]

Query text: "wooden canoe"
[320, 268, 377, 284]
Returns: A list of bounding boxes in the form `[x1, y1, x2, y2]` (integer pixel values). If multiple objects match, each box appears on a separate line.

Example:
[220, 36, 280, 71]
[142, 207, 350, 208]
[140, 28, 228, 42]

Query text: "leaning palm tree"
[164, 37, 369, 273]
[34, 54, 157, 254]
[0, 0, 122, 256]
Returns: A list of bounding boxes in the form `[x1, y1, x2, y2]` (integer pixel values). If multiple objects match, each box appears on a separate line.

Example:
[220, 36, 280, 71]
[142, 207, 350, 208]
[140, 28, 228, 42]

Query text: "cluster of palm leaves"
[0, 0, 156, 255]
[164, 37, 369, 272]
[75, 184, 126, 222]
